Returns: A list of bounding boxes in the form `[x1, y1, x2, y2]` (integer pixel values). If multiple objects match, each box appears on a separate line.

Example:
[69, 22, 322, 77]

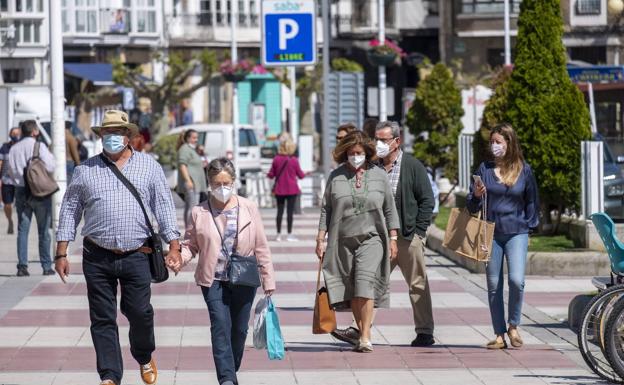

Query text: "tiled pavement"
[0, 208, 610, 384]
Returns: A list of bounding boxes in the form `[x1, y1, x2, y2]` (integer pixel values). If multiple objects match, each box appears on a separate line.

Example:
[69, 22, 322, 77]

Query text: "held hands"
[166, 248, 182, 275]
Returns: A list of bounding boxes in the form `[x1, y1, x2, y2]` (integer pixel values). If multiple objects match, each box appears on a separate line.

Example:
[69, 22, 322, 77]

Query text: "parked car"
[163, 123, 262, 189]
[595, 133, 624, 219]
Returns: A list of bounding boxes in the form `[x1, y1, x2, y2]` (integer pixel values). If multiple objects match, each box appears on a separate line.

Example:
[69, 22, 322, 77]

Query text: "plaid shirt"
[56, 150, 180, 252]
[378, 150, 403, 197]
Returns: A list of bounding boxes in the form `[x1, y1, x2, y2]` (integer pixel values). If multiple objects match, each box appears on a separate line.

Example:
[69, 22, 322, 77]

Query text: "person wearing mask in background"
[7, 120, 56, 277]
[267, 138, 306, 241]
[65, 121, 81, 181]
[331, 123, 357, 169]
[168, 158, 275, 385]
[177, 129, 206, 228]
[467, 123, 539, 350]
[362, 118, 379, 139]
[55, 110, 181, 385]
[332, 121, 436, 348]
[317, 131, 400, 353]
[0, 127, 21, 234]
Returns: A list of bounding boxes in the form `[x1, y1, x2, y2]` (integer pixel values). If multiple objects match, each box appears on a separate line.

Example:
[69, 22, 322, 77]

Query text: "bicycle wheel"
[578, 284, 624, 383]
[603, 295, 624, 379]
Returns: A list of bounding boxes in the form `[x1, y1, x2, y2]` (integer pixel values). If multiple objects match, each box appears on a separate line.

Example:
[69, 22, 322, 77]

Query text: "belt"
[85, 237, 152, 255]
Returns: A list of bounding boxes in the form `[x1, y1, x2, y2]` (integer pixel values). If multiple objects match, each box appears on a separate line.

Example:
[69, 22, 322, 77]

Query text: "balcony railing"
[172, 12, 259, 28]
[461, 0, 522, 14]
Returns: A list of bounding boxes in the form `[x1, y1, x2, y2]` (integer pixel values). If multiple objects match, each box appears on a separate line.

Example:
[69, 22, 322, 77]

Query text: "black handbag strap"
[100, 154, 157, 239]
[206, 197, 240, 256]
[274, 156, 291, 185]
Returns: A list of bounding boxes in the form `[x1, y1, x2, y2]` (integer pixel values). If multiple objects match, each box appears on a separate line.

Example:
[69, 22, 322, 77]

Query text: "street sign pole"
[378, 0, 387, 121]
[231, 0, 240, 185]
[322, 0, 331, 176]
[50, 0, 67, 232]
[289, 66, 297, 143]
[504, 0, 511, 66]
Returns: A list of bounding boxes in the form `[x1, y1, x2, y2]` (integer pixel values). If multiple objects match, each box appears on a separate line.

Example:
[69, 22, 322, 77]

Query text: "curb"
[426, 225, 611, 276]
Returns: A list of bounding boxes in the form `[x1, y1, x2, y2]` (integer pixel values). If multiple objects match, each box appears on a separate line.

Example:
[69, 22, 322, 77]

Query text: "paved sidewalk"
[0, 206, 607, 384]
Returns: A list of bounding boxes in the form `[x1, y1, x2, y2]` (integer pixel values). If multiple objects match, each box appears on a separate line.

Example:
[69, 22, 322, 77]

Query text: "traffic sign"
[261, 0, 317, 67]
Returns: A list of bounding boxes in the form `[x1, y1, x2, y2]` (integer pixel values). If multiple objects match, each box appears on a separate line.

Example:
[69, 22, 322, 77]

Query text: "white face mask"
[213, 185, 233, 203]
[491, 143, 505, 158]
[348, 154, 366, 169]
[376, 140, 392, 158]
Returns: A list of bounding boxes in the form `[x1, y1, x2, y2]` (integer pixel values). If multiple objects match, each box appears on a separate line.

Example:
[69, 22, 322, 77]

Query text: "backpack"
[25, 142, 59, 198]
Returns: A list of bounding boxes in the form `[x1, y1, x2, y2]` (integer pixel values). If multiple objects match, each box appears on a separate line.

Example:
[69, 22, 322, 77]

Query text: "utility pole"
[378, 0, 387, 121]
[289, 66, 297, 143]
[321, 0, 331, 176]
[504, 0, 511, 66]
[231, 0, 240, 184]
[50, 0, 67, 232]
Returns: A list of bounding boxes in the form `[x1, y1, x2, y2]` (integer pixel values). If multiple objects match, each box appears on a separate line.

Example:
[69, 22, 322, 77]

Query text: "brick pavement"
[0, 208, 607, 384]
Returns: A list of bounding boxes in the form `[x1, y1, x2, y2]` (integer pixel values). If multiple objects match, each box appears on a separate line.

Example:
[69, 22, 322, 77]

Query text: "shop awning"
[64, 63, 114, 86]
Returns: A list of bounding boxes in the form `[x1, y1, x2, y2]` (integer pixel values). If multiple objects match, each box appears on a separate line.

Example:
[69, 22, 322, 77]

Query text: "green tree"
[113, 50, 218, 138]
[504, 0, 590, 218]
[473, 66, 513, 170]
[406, 62, 464, 180]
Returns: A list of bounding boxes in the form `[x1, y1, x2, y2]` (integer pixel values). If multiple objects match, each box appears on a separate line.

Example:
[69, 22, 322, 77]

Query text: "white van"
[165, 123, 261, 188]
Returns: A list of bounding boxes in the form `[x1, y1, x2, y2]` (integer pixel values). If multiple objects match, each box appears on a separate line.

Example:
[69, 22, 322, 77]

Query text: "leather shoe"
[16, 267, 29, 277]
[140, 358, 157, 385]
[486, 338, 508, 349]
[331, 327, 360, 346]
[508, 328, 523, 348]
[411, 333, 435, 347]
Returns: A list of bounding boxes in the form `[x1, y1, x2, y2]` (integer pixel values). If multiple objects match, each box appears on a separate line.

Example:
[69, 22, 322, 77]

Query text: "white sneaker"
[286, 234, 298, 242]
[275, 234, 282, 242]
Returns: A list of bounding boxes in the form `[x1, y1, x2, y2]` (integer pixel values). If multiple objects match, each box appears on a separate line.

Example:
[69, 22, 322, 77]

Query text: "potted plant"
[367, 38, 405, 67]
[220, 59, 254, 82]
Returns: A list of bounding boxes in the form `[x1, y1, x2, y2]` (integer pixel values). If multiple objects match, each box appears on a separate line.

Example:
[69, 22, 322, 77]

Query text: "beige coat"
[181, 196, 276, 291]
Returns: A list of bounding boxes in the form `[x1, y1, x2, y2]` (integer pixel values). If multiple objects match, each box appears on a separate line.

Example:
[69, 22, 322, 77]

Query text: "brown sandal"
[486, 337, 507, 349]
[508, 328, 523, 348]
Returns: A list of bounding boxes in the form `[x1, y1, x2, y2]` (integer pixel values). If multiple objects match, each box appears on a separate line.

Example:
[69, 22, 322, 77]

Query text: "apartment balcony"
[334, 0, 398, 38]
[455, 0, 522, 38]
[168, 12, 264, 46]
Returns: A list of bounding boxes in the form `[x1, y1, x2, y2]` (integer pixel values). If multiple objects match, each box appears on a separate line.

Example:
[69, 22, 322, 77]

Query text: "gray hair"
[375, 121, 401, 138]
[207, 157, 236, 182]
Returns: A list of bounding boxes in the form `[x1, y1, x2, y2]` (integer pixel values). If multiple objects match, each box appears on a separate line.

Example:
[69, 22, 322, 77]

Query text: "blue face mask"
[102, 134, 127, 154]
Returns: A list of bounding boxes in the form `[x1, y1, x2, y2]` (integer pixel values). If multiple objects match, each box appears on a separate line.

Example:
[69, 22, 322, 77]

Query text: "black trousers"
[82, 239, 155, 385]
[275, 194, 297, 234]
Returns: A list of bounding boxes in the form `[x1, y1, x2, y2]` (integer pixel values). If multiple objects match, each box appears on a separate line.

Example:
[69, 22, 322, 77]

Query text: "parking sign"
[261, 0, 317, 67]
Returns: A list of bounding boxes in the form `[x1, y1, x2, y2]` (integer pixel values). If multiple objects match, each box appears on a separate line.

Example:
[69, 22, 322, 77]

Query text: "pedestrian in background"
[65, 121, 81, 181]
[55, 110, 181, 385]
[317, 131, 399, 353]
[177, 129, 207, 228]
[362, 118, 379, 139]
[170, 158, 275, 385]
[268, 138, 305, 241]
[331, 121, 436, 348]
[468, 123, 539, 350]
[0, 126, 21, 234]
[7, 120, 55, 277]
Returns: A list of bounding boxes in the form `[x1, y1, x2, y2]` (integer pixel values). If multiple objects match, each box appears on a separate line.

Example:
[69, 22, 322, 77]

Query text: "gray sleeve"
[318, 175, 333, 231]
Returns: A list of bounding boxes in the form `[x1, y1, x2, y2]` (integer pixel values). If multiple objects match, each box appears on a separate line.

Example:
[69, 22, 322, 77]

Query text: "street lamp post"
[231, 0, 241, 186]
[378, 0, 387, 121]
[321, 0, 331, 176]
[504, 0, 511, 66]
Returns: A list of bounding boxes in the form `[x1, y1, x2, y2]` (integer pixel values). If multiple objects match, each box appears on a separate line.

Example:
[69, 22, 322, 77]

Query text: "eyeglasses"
[375, 137, 397, 145]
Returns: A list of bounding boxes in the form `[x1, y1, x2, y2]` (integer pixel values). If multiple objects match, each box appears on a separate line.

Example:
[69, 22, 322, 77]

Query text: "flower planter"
[223, 72, 248, 82]
[367, 50, 398, 67]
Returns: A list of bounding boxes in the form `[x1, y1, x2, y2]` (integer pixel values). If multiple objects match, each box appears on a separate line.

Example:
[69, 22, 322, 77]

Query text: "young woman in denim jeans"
[467, 123, 539, 349]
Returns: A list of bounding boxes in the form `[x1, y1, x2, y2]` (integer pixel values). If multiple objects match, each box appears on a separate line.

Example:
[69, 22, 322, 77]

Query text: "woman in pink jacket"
[175, 157, 276, 385]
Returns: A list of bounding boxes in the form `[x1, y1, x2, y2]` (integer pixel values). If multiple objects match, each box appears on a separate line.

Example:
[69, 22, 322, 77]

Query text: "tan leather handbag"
[312, 258, 336, 334]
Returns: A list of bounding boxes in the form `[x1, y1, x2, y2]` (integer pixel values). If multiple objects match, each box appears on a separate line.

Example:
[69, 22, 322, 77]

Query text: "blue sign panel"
[567, 66, 624, 83]
[262, 0, 317, 67]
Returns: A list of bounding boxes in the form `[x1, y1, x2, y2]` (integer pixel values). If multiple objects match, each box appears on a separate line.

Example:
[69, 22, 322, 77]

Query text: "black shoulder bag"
[100, 154, 169, 283]
[207, 198, 261, 287]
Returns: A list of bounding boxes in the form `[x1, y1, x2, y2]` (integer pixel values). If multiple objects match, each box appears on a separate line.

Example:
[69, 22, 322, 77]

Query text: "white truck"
[0, 85, 52, 144]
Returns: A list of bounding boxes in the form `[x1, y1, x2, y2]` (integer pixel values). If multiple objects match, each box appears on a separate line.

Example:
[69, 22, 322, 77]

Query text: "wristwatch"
[389, 236, 398, 241]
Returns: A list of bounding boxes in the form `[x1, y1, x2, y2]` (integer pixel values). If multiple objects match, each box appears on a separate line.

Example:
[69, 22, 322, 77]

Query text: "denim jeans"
[201, 281, 256, 385]
[486, 233, 529, 335]
[15, 186, 52, 271]
[82, 239, 155, 385]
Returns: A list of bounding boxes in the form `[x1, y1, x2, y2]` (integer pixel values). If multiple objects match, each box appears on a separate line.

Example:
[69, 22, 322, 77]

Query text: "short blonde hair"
[279, 139, 297, 155]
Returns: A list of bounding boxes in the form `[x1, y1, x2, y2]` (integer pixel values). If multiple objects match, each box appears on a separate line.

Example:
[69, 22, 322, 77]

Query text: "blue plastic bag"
[265, 297, 285, 360]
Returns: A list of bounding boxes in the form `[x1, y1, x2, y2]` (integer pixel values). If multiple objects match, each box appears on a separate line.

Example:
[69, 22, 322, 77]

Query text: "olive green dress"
[318, 164, 400, 308]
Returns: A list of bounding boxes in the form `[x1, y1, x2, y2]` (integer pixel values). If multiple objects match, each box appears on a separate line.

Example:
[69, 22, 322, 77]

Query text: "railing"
[244, 172, 325, 208]
[458, 133, 474, 192]
[575, 0, 601, 15]
[170, 12, 259, 29]
[461, 0, 522, 14]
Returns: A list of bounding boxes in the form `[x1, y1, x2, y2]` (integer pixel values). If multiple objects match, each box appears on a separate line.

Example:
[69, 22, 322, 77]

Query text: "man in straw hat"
[55, 110, 181, 385]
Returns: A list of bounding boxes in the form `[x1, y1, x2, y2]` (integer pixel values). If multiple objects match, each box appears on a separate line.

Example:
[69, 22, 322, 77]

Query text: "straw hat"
[91, 110, 139, 137]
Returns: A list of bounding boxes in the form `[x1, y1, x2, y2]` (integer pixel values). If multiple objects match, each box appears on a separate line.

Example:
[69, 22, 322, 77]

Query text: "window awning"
[64, 63, 114, 86]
